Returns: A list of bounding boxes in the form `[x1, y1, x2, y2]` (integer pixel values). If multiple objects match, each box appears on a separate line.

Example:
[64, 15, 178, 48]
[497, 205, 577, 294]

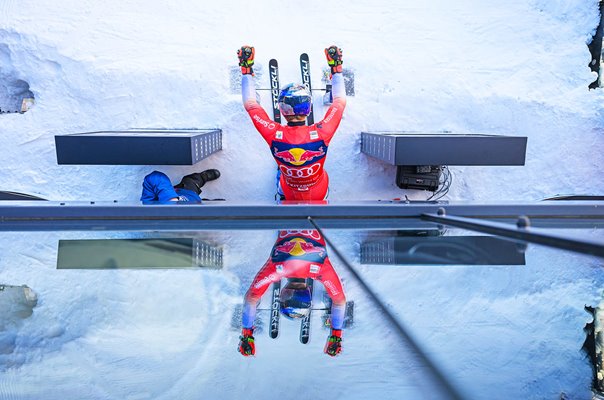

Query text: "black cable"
[433, 167, 448, 199]
[431, 167, 452, 201]
[437, 170, 451, 200]
[308, 217, 466, 400]
[427, 166, 451, 201]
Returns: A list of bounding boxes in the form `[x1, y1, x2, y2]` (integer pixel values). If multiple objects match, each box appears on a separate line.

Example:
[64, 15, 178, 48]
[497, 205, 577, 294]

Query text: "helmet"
[278, 83, 312, 116]
[280, 280, 312, 319]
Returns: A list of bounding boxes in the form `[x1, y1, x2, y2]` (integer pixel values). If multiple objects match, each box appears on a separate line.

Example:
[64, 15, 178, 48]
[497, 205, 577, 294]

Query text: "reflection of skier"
[237, 45, 346, 201]
[140, 169, 220, 204]
[238, 230, 346, 357]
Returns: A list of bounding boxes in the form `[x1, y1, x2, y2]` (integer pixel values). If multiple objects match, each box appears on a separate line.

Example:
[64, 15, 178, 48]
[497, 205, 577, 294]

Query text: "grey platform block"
[57, 238, 223, 269]
[55, 129, 222, 165]
[361, 235, 526, 266]
[361, 132, 527, 166]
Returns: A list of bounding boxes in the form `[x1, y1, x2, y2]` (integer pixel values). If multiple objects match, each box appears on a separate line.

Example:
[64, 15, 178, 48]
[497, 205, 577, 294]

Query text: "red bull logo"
[273, 238, 325, 257]
[273, 146, 325, 166]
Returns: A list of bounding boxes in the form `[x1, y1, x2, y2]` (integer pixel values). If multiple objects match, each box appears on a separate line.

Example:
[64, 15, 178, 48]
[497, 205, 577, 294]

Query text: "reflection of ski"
[269, 59, 281, 123]
[345, 301, 355, 327]
[230, 303, 264, 333]
[300, 278, 314, 344]
[269, 281, 281, 339]
[322, 292, 355, 329]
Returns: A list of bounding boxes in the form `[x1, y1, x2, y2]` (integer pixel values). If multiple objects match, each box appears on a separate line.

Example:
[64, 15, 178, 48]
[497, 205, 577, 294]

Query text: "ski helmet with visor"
[280, 280, 312, 319]
[278, 83, 312, 117]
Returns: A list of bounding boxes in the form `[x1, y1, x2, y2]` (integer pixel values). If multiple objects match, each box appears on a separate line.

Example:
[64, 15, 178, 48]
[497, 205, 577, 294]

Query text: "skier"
[140, 169, 220, 204]
[238, 229, 347, 357]
[237, 45, 346, 201]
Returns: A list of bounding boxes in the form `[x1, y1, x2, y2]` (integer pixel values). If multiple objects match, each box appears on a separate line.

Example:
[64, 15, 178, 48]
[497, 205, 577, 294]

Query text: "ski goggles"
[280, 287, 312, 308]
[279, 95, 312, 116]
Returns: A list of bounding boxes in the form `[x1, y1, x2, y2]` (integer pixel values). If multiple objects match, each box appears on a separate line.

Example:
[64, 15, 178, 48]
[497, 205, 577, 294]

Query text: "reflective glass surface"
[0, 222, 602, 399]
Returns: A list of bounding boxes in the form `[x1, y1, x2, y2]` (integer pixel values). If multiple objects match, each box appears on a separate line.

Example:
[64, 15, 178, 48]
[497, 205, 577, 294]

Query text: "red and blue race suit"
[242, 230, 347, 330]
[241, 73, 346, 201]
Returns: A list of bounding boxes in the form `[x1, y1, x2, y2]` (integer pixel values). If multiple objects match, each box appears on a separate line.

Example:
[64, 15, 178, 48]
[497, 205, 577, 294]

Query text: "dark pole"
[308, 217, 467, 400]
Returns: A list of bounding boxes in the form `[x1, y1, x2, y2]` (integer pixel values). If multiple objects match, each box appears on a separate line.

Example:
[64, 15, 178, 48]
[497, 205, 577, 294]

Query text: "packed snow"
[1, 0, 604, 399]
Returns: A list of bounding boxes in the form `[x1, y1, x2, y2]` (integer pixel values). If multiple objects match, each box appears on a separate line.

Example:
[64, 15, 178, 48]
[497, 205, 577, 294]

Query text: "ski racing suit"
[242, 229, 347, 331]
[241, 73, 346, 201]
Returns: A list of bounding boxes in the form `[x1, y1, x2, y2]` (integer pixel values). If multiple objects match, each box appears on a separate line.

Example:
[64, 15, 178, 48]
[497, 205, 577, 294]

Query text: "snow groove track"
[0, 371, 19, 400]
[0, 0, 17, 24]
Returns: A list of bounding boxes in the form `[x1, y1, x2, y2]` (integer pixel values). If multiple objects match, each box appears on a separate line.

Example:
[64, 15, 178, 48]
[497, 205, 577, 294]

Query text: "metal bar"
[421, 212, 604, 258]
[256, 88, 328, 92]
[309, 217, 466, 400]
[0, 201, 602, 231]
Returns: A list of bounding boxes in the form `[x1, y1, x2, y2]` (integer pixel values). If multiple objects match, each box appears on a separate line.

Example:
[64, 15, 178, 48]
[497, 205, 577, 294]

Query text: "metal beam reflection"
[421, 211, 604, 259]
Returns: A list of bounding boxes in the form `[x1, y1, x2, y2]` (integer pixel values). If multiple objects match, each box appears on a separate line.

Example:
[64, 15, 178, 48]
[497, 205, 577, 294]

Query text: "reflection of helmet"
[280, 280, 312, 319]
[278, 83, 312, 116]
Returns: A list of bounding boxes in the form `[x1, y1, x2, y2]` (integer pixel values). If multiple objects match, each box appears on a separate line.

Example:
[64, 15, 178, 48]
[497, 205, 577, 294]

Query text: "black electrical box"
[396, 166, 441, 191]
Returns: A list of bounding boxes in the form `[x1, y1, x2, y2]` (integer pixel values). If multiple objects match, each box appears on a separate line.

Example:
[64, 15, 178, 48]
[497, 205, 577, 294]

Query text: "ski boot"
[175, 169, 221, 194]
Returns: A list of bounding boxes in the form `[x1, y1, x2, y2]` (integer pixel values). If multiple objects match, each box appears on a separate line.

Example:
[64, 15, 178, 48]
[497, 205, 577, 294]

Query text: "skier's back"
[238, 45, 346, 201]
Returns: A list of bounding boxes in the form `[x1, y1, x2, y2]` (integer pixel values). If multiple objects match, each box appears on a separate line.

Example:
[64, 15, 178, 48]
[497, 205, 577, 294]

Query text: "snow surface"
[1, 0, 604, 399]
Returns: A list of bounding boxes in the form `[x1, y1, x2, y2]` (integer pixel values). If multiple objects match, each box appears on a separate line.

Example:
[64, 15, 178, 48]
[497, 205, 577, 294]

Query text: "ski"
[300, 278, 314, 344]
[269, 59, 281, 123]
[269, 280, 281, 339]
[322, 69, 333, 106]
[321, 292, 355, 329]
[299, 53, 315, 125]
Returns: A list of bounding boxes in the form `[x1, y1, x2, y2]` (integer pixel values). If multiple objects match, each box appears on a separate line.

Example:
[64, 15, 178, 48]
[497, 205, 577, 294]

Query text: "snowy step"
[55, 129, 222, 165]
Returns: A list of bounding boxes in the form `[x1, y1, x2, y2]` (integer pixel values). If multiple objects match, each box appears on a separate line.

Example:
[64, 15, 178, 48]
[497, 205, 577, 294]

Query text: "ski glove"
[237, 46, 255, 75]
[238, 328, 255, 356]
[324, 328, 342, 357]
[325, 45, 343, 74]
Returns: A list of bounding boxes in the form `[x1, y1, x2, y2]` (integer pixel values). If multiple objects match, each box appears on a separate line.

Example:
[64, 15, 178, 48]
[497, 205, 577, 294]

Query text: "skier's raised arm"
[316, 45, 347, 145]
[238, 45, 256, 107]
[326, 45, 346, 101]
[238, 45, 278, 143]
[314, 258, 347, 357]
[238, 259, 279, 357]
